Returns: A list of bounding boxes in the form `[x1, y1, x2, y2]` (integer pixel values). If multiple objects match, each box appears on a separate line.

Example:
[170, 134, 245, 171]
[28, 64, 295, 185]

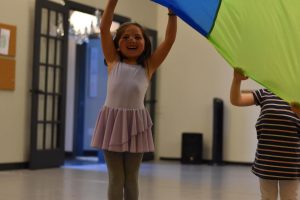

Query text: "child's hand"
[233, 68, 248, 81]
[290, 102, 300, 116]
[168, 9, 176, 16]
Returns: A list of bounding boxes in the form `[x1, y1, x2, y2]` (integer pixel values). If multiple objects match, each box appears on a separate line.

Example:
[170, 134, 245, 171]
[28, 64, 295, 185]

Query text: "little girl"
[91, 0, 177, 199]
[230, 69, 300, 200]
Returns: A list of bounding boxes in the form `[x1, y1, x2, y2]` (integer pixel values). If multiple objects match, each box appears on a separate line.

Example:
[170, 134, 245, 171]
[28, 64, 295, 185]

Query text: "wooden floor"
[0, 160, 263, 200]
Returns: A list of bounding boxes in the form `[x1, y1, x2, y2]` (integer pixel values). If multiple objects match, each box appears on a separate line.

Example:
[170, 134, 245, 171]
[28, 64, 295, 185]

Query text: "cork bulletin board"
[0, 23, 16, 90]
[0, 58, 15, 90]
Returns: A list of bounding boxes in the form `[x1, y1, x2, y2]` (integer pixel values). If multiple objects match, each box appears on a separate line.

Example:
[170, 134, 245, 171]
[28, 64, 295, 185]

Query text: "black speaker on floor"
[212, 98, 224, 165]
[181, 133, 203, 164]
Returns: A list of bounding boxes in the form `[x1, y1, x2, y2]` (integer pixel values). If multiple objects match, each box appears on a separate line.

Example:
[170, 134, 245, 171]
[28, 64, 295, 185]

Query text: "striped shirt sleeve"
[252, 89, 264, 106]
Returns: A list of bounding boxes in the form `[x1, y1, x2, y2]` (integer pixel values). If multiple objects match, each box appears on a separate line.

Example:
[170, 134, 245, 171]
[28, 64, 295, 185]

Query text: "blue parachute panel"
[152, 0, 221, 37]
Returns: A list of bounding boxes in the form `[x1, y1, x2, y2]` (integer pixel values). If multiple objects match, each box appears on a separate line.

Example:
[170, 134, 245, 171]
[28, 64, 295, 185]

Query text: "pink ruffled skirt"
[91, 106, 155, 153]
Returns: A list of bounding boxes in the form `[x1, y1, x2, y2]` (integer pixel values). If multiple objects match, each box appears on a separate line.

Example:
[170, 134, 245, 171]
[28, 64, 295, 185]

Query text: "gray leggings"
[104, 151, 143, 200]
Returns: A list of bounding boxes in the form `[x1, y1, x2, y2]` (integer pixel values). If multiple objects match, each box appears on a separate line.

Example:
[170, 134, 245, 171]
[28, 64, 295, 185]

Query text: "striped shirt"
[252, 89, 300, 180]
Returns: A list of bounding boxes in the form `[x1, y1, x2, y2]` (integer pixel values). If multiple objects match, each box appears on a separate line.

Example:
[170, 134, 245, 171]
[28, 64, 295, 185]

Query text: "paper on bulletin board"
[0, 28, 11, 55]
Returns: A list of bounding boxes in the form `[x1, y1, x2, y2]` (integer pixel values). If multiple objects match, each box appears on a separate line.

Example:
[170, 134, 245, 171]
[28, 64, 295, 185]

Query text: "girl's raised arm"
[230, 69, 255, 106]
[100, 0, 118, 65]
[148, 9, 177, 77]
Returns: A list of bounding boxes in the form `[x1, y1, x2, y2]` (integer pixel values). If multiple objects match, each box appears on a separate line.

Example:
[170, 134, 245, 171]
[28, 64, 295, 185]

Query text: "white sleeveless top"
[91, 62, 155, 153]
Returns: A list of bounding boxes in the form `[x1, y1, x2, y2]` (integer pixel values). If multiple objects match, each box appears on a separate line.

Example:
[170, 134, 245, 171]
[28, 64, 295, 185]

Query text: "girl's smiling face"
[118, 25, 145, 64]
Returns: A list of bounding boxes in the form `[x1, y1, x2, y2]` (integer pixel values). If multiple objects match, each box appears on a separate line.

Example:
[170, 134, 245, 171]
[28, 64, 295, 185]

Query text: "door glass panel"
[40, 37, 47, 63]
[51, 96, 58, 122]
[56, 40, 61, 65]
[55, 69, 61, 93]
[57, 13, 64, 38]
[49, 10, 57, 37]
[53, 124, 58, 148]
[39, 65, 46, 91]
[38, 94, 45, 121]
[47, 95, 53, 121]
[48, 38, 55, 65]
[37, 124, 44, 150]
[41, 8, 48, 35]
[47, 67, 54, 93]
[54, 96, 58, 121]
[45, 124, 52, 149]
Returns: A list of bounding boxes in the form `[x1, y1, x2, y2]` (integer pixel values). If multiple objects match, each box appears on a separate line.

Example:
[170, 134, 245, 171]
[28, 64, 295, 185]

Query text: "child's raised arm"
[230, 69, 255, 106]
[100, 0, 118, 65]
[148, 8, 177, 76]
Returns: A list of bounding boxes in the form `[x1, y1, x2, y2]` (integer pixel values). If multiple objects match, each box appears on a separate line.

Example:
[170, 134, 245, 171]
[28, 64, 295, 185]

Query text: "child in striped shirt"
[230, 69, 300, 200]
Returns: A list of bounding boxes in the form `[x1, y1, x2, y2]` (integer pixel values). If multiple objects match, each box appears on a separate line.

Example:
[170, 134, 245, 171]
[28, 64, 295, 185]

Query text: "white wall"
[0, 0, 261, 164]
[0, 0, 34, 163]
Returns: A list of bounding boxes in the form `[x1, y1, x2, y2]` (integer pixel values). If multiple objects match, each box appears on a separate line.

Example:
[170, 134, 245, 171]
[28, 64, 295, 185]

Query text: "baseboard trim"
[64, 151, 98, 159]
[222, 161, 252, 166]
[159, 157, 180, 161]
[0, 162, 29, 171]
[159, 157, 252, 166]
[65, 152, 75, 159]
[83, 150, 98, 156]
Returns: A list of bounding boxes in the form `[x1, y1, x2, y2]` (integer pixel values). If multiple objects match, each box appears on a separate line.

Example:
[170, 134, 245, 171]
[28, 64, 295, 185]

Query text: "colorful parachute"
[152, 0, 300, 104]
